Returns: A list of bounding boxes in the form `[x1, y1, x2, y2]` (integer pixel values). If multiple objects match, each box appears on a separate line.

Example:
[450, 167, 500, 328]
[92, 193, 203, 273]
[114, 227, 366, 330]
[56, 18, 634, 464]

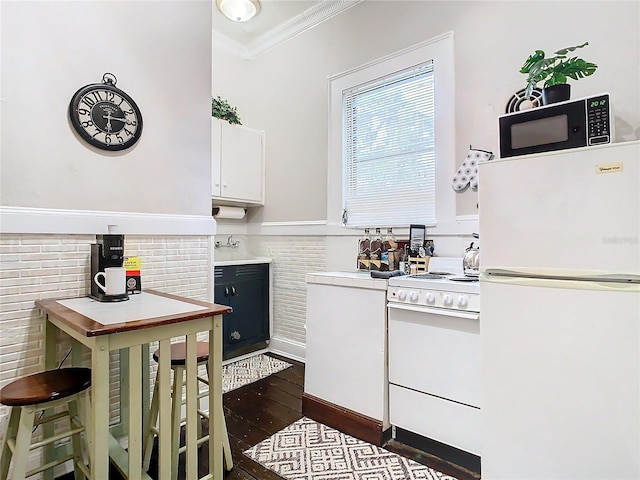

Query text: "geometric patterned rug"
[222, 353, 292, 393]
[244, 417, 460, 480]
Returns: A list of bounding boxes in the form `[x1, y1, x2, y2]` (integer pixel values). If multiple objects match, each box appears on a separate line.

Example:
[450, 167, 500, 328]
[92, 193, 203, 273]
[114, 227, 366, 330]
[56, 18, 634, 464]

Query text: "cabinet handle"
[230, 286, 236, 296]
[224, 286, 229, 297]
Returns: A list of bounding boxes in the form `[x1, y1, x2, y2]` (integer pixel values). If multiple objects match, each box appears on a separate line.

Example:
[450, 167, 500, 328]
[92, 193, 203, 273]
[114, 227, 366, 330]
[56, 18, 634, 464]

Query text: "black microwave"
[498, 93, 611, 158]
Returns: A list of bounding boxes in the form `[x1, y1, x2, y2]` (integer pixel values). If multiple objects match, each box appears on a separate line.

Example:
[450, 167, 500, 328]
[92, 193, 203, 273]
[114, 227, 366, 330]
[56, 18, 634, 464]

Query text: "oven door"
[388, 302, 480, 408]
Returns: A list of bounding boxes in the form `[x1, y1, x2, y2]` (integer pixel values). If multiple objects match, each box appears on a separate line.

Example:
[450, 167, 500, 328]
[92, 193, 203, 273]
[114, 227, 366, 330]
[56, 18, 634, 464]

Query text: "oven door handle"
[387, 302, 479, 320]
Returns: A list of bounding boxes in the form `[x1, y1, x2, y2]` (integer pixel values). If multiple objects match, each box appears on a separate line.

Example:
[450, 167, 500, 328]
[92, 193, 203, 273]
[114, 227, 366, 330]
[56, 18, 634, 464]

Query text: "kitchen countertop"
[305, 270, 388, 290]
[214, 256, 272, 267]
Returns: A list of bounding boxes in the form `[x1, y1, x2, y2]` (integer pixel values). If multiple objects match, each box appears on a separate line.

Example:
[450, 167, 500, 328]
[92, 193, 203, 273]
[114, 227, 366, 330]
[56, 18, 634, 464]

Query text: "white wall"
[1, 1, 213, 217]
[211, 0, 640, 360]
[213, 0, 640, 224]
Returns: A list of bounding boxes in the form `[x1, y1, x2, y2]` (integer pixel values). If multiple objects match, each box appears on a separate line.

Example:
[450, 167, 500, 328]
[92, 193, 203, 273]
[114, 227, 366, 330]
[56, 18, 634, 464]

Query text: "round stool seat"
[0, 368, 92, 407]
[152, 341, 210, 366]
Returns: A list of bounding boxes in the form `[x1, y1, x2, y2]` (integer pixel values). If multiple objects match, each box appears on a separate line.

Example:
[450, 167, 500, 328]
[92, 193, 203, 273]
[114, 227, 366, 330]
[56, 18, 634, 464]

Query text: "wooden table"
[36, 290, 232, 480]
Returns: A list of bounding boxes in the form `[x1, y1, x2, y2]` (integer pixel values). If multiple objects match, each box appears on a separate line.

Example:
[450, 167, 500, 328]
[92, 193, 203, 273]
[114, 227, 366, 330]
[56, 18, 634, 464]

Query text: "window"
[343, 62, 435, 227]
[328, 32, 455, 229]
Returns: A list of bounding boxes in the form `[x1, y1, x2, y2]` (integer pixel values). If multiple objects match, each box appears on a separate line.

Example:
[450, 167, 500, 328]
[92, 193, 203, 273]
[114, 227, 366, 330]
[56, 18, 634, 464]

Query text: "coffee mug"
[94, 267, 126, 296]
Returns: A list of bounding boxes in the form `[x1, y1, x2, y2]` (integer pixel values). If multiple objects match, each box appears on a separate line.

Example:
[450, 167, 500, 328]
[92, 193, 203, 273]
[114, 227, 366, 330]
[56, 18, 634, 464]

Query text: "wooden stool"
[142, 342, 233, 478]
[0, 368, 92, 480]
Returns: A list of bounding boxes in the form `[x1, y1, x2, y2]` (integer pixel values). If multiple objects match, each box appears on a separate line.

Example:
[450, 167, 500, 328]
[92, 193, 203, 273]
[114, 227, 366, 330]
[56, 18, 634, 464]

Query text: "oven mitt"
[452, 148, 494, 193]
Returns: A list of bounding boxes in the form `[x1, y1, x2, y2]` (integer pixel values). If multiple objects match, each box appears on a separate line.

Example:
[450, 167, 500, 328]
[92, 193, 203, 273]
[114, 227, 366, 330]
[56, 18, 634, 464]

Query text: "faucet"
[227, 235, 240, 248]
[214, 236, 241, 249]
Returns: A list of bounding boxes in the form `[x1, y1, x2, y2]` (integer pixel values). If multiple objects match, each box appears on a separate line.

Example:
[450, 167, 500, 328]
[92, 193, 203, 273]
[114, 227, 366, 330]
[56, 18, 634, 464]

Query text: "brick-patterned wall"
[254, 236, 326, 346]
[0, 233, 211, 475]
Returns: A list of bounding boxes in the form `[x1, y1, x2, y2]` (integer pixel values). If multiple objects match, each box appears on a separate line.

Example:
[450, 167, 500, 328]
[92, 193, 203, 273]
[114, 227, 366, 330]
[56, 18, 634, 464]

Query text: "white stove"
[387, 257, 480, 312]
[387, 256, 481, 458]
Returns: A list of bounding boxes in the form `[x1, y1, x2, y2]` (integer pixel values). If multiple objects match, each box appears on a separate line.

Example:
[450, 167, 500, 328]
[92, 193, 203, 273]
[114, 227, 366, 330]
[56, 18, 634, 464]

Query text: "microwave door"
[497, 93, 612, 158]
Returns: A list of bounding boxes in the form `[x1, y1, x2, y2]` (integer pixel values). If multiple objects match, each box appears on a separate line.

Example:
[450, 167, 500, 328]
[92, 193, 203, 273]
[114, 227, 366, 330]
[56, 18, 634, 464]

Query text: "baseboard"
[302, 393, 388, 446]
[394, 427, 481, 474]
[268, 336, 306, 363]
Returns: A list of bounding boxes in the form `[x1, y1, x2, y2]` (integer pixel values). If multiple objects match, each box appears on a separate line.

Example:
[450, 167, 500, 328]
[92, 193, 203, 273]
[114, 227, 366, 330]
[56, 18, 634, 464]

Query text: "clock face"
[69, 82, 143, 151]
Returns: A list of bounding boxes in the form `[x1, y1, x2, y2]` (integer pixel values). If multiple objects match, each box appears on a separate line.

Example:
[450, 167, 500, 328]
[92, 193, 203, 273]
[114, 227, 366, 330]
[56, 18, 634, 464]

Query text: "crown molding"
[213, 0, 363, 60]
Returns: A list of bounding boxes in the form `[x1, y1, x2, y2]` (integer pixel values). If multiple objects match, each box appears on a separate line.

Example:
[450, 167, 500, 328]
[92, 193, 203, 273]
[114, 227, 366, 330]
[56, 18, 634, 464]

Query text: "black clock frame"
[69, 75, 143, 151]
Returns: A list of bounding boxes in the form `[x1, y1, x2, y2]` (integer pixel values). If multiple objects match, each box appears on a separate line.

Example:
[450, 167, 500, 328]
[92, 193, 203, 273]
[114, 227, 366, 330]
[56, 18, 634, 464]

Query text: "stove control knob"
[426, 292, 435, 304]
[457, 295, 469, 308]
[410, 291, 419, 302]
[397, 289, 406, 301]
[443, 294, 453, 306]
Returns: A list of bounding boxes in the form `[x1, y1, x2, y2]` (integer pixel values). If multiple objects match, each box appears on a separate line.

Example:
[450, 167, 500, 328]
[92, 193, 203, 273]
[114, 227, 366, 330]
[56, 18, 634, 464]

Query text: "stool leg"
[205, 364, 233, 471]
[221, 405, 233, 472]
[0, 406, 20, 479]
[77, 389, 93, 472]
[11, 406, 36, 480]
[143, 369, 161, 471]
[171, 366, 184, 480]
[67, 396, 85, 480]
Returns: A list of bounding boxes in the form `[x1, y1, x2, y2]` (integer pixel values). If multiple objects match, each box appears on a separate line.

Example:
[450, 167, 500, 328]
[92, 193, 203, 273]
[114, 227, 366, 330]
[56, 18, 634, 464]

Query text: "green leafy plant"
[520, 42, 598, 97]
[212, 96, 242, 125]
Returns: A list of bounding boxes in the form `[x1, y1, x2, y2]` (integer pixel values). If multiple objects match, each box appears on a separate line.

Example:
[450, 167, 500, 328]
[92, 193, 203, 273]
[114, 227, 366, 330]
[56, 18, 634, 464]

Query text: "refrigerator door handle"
[483, 268, 640, 283]
[481, 273, 640, 292]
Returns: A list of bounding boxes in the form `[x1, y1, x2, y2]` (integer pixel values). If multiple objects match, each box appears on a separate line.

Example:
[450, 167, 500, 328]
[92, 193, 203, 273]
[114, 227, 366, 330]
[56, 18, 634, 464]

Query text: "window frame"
[327, 32, 455, 230]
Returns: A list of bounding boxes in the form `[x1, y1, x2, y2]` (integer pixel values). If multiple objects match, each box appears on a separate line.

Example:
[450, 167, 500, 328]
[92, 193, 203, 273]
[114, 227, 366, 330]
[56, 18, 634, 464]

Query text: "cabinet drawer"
[389, 384, 481, 455]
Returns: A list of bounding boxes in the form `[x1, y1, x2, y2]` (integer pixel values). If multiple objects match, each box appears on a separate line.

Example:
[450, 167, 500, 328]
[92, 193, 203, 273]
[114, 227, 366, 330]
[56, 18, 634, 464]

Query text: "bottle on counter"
[383, 228, 397, 271]
[357, 228, 371, 270]
[369, 228, 382, 271]
[399, 244, 410, 274]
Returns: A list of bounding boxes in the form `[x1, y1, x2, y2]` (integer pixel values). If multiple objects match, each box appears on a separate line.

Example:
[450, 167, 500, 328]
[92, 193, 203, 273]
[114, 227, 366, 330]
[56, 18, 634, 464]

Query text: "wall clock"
[69, 73, 143, 151]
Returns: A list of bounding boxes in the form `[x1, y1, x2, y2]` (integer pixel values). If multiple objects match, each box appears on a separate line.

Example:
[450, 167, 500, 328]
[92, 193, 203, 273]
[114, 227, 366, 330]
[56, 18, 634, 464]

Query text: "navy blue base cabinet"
[214, 263, 270, 360]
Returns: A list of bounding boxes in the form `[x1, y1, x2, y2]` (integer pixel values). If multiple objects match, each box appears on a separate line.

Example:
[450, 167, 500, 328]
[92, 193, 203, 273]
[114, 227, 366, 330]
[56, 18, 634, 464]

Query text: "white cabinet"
[303, 272, 389, 444]
[212, 118, 264, 206]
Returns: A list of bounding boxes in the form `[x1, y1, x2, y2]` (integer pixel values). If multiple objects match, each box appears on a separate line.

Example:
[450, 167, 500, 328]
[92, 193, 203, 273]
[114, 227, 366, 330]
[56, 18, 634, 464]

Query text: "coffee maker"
[90, 234, 129, 302]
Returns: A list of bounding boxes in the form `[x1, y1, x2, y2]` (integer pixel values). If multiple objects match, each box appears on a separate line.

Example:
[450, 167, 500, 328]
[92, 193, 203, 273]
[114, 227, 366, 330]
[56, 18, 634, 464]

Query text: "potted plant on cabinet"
[520, 41, 598, 105]
[212, 95, 242, 125]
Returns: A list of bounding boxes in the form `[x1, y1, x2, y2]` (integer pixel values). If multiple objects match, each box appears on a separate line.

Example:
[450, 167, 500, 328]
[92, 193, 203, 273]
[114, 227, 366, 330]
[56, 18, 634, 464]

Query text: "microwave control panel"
[586, 94, 610, 145]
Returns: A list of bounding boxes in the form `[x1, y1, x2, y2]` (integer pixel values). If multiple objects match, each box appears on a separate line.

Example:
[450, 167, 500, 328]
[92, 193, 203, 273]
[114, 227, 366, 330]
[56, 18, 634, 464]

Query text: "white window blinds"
[342, 61, 435, 227]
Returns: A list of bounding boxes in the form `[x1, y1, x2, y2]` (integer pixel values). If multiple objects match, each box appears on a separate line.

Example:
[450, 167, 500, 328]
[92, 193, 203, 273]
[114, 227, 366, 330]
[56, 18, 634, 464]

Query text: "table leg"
[43, 317, 57, 480]
[209, 316, 223, 480]
[91, 337, 111, 480]
[142, 343, 151, 432]
[120, 348, 130, 438]
[128, 344, 143, 480]
[185, 334, 198, 479]
[157, 339, 172, 479]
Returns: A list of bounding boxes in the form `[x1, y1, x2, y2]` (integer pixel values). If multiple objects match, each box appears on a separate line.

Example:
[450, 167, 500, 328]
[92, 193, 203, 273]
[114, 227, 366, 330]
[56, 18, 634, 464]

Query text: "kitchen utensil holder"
[409, 256, 431, 272]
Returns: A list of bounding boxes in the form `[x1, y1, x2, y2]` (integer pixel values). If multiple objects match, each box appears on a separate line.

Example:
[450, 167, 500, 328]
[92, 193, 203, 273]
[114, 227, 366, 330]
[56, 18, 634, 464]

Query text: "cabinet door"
[211, 119, 222, 197]
[220, 123, 264, 203]
[215, 264, 270, 359]
[226, 276, 269, 350]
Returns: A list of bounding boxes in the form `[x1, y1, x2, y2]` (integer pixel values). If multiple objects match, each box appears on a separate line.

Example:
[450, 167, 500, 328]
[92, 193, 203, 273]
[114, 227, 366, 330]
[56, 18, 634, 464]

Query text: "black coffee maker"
[90, 234, 129, 302]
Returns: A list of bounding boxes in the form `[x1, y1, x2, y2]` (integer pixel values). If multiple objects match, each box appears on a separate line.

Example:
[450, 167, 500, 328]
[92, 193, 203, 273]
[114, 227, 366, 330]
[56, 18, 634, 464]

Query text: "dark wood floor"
[60, 353, 480, 480]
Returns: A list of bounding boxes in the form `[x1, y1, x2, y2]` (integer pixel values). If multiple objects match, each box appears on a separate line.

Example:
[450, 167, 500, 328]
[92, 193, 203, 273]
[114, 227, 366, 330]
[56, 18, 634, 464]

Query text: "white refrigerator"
[478, 141, 640, 480]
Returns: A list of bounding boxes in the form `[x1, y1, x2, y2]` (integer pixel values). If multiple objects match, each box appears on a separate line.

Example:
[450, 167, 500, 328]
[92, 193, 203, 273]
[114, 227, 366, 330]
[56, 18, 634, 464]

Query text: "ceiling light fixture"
[216, 0, 261, 23]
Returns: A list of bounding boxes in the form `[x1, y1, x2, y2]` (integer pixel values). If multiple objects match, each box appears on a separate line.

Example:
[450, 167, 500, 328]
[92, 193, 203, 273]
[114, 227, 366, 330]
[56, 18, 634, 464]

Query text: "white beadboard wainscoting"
[0, 207, 216, 477]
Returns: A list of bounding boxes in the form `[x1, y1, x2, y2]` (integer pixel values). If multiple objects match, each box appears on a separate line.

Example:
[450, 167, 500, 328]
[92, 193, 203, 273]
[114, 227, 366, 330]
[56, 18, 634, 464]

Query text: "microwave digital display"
[511, 115, 569, 149]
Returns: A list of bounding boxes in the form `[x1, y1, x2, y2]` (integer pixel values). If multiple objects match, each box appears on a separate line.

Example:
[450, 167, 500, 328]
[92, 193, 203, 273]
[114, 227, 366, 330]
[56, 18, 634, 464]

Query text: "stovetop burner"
[409, 273, 447, 279]
[449, 276, 479, 282]
[427, 271, 453, 276]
